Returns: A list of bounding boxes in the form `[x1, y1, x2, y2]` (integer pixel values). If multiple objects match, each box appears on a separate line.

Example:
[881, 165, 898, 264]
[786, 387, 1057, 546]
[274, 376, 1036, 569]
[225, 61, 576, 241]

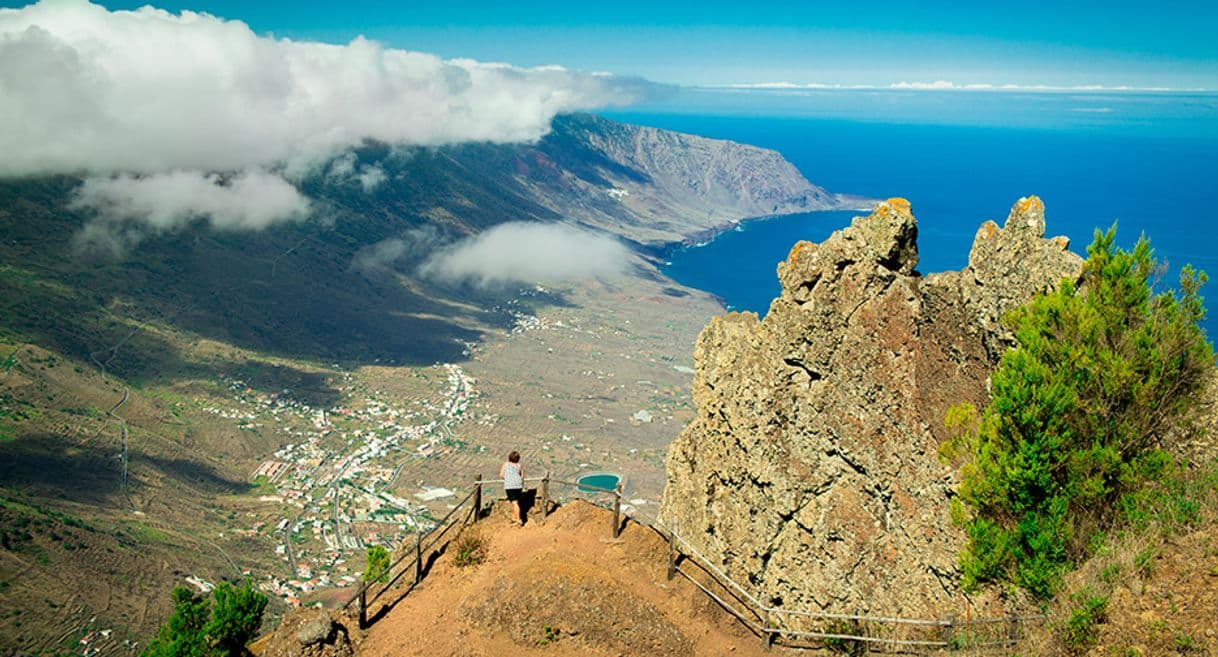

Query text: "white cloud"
[68, 169, 310, 254]
[324, 153, 388, 191]
[419, 222, 632, 288]
[70, 169, 309, 231]
[0, 1, 649, 177]
[356, 166, 387, 192]
[350, 228, 446, 274]
[890, 80, 957, 90]
[352, 238, 410, 273]
[0, 1, 650, 245]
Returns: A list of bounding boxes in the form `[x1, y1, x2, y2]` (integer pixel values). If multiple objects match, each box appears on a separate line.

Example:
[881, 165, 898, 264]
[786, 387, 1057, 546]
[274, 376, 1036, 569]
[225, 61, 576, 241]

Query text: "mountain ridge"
[0, 114, 865, 655]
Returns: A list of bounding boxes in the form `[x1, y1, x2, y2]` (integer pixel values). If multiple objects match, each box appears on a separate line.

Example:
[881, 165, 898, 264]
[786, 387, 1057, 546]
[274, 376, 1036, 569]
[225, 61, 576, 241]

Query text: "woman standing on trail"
[500, 451, 525, 525]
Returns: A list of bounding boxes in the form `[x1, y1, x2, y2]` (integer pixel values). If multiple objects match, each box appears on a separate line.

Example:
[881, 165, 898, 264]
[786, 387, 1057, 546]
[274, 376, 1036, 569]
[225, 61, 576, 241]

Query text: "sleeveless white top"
[503, 462, 523, 490]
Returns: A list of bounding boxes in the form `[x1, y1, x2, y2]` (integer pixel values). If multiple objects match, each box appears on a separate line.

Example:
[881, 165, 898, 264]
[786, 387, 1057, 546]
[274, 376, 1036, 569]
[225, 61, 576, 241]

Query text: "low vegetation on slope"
[943, 226, 1216, 601]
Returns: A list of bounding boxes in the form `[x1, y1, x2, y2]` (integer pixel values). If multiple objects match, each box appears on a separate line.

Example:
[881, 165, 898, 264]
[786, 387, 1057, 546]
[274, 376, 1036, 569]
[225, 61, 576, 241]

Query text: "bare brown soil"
[356, 501, 782, 657]
[1083, 526, 1218, 656]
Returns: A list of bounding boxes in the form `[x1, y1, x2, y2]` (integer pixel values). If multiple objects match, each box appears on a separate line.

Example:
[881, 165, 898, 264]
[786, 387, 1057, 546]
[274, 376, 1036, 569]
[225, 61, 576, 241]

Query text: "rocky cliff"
[659, 196, 1083, 617]
[527, 115, 870, 244]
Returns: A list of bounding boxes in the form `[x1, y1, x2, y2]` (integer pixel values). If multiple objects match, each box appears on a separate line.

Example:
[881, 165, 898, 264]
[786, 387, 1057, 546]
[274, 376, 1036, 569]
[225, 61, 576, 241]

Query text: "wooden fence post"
[1007, 615, 1018, 644]
[666, 529, 677, 580]
[761, 609, 776, 651]
[414, 534, 423, 581]
[471, 474, 482, 523]
[357, 587, 367, 629]
[540, 471, 550, 521]
[944, 613, 957, 649]
[611, 482, 623, 538]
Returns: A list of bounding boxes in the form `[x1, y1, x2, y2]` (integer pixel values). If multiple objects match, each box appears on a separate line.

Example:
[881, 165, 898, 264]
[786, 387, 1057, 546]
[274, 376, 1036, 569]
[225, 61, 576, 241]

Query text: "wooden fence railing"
[339, 471, 620, 628]
[637, 511, 1045, 652]
[340, 472, 1043, 652]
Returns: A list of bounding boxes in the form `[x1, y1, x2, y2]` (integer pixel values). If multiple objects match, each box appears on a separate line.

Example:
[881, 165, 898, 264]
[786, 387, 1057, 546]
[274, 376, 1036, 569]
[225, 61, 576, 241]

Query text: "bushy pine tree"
[364, 545, 390, 583]
[143, 587, 210, 657]
[943, 226, 1214, 598]
[205, 581, 269, 656]
[142, 580, 267, 657]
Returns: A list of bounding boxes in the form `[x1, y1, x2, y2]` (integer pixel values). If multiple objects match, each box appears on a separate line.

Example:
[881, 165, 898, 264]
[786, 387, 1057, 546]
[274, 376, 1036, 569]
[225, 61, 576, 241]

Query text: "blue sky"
[38, 0, 1214, 90]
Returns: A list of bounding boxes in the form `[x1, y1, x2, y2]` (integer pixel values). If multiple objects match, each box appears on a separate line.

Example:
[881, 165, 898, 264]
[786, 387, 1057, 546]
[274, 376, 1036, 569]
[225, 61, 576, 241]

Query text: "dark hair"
[508, 451, 520, 463]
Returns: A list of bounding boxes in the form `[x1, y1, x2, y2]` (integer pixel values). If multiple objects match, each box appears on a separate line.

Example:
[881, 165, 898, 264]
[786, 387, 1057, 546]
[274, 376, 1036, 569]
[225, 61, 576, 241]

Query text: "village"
[202, 363, 478, 606]
[177, 280, 702, 611]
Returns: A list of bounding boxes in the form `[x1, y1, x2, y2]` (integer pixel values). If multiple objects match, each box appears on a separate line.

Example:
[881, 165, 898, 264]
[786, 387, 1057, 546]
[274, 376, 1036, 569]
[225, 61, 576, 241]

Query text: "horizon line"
[698, 81, 1216, 94]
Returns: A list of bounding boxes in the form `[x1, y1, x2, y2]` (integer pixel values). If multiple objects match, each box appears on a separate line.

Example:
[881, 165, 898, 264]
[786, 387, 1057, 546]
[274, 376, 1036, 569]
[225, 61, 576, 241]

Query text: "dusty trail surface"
[358, 501, 778, 657]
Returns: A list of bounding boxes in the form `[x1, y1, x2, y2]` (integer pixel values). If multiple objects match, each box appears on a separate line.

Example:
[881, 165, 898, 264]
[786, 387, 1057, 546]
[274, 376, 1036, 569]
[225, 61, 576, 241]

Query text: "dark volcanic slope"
[0, 114, 863, 374]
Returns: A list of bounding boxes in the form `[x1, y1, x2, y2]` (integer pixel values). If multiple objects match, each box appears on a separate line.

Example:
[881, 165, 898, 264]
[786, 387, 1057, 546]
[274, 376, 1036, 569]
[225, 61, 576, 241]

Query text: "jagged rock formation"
[659, 196, 1083, 617]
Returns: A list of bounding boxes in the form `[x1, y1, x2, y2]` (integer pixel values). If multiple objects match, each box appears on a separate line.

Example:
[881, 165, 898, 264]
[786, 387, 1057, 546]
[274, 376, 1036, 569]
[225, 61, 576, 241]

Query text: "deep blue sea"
[607, 91, 1218, 336]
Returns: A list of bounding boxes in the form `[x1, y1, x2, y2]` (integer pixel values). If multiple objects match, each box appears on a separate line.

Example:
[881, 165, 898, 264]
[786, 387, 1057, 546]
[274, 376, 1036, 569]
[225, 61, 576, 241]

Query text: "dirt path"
[358, 501, 786, 657]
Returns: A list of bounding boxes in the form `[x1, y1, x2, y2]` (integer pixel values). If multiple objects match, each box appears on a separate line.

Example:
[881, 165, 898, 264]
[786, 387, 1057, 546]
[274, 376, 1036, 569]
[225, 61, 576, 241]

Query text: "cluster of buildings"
[205, 364, 480, 606]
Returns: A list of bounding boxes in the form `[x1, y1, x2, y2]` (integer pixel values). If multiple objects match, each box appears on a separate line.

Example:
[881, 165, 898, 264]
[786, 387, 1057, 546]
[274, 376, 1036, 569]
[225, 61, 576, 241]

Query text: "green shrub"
[142, 587, 210, 657]
[1133, 546, 1156, 577]
[204, 581, 268, 657]
[364, 545, 390, 583]
[1117, 459, 1210, 534]
[821, 619, 865, 656]
[537, 624, 561, 646]
[959, 517, 1012, 589]
[1174, 633, 1197, 652]
[451, 530, 487, 568]
[944, 227, 1214, 598]
[1060, 591, 1108, 651]
[142, 580, 267, 657]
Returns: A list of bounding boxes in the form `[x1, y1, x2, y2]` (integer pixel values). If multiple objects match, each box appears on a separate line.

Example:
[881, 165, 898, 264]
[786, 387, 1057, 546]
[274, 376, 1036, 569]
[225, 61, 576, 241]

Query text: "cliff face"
[524, 115, 871, 245]
[659, 197, 1083, 616]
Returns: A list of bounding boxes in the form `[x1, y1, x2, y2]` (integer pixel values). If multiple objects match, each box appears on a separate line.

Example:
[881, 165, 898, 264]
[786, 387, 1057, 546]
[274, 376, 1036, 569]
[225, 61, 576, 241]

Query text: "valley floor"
[0, 259, 725, 655]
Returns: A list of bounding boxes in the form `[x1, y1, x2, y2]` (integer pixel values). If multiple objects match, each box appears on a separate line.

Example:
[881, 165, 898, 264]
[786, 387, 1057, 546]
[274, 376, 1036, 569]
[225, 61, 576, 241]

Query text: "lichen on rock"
[659, 196, 1083, 619]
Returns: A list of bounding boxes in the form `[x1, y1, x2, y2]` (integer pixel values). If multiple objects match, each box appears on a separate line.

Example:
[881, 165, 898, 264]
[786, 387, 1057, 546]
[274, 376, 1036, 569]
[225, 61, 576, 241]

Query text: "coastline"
[652, 195, 879, 260]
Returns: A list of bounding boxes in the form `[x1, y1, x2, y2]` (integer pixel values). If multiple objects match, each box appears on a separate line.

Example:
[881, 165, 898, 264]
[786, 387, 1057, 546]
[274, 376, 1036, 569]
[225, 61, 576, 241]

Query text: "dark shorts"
[505, 487, 522, 502]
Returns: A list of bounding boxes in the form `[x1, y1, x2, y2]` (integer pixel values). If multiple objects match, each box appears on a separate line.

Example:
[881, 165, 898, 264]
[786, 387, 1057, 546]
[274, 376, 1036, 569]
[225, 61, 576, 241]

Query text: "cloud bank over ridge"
[0, 0, 649, 243]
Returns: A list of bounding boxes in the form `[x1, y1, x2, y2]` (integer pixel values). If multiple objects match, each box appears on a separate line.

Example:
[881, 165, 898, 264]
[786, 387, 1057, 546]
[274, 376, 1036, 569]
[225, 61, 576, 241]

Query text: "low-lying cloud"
[0, 1, 650, 246]
[419, 222, 632, 288]
[350, 227, 447, 274]
[68, 169, 310, 256]
[70, 169, 310, 231]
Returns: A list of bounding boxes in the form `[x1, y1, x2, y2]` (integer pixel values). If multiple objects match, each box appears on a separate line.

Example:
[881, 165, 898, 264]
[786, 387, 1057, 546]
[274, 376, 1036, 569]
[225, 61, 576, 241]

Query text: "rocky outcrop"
[254, 608, 357, 657]
[928, 195, 1084, 359]
[659, 197, 1083, 618]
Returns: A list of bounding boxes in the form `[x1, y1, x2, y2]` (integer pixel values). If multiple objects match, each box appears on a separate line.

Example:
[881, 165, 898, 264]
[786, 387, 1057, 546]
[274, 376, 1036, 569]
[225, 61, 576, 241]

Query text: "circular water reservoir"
[576, 472, 621, 493]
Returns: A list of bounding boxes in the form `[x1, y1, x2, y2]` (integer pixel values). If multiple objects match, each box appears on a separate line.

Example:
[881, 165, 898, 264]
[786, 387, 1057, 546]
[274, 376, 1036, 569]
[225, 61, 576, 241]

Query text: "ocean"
[607, 91, 1218, 336]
